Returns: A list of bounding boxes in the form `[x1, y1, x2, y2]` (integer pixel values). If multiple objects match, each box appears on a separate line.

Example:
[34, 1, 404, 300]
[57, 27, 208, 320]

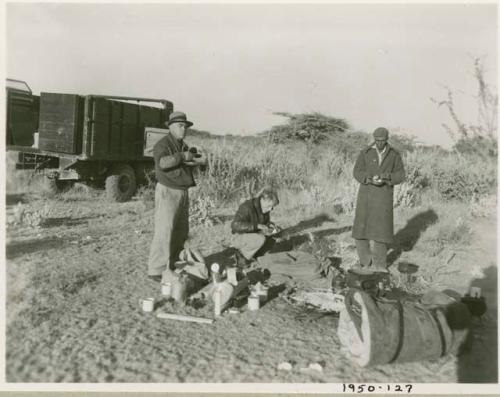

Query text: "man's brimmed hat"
[373, 127, 389, 140]
[166, 111, 193, 128]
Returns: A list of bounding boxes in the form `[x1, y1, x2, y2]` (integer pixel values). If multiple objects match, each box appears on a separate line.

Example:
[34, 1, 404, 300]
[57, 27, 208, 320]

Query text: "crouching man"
[231, 187, 280, 267]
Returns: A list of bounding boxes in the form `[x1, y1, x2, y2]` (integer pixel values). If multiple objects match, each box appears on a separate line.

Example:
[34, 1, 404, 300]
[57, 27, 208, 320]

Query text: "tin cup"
[140, 298, 155, 312]
[161, 282, 172, 297]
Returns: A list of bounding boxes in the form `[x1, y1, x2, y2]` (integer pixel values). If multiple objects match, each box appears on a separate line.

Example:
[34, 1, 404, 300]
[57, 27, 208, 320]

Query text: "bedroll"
[337, 289, 471, 367]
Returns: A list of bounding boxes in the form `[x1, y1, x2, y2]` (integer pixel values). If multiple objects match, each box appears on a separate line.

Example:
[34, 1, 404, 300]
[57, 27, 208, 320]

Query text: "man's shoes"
[148, 275, 162, 283]
[234, 250, 252, 269]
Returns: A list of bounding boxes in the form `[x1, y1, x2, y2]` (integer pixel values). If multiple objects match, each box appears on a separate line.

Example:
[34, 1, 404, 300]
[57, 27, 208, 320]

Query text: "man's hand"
[192, 150, 208, 166]
[370, 175, 384, 186]
[257, 224, 274, 236]
[183, 150, 195, 162]
[268, 222, 281, 235]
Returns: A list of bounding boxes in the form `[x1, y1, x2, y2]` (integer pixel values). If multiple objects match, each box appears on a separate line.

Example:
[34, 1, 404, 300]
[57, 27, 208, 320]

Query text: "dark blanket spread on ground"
[256, 250, 331, 288]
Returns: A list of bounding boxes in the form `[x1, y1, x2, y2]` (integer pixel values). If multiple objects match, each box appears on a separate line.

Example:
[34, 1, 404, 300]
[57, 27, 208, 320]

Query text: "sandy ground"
[5, 190, 497, 383]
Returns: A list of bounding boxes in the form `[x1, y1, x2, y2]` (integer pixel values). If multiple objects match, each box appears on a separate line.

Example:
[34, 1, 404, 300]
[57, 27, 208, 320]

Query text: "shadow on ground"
[6, 193, 28, 205]
[387, 209, 438, 265]
[457, 265, 498, 383]
[42, 217, 91, 228]
[279, 213, 335, 236]
[204, 214, 347, 266]
[6, 236, 66, 260]
[268, 225, 352, 254]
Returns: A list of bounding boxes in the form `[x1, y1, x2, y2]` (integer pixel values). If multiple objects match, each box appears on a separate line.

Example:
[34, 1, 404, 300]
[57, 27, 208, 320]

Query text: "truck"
[6, 78, 174, 201]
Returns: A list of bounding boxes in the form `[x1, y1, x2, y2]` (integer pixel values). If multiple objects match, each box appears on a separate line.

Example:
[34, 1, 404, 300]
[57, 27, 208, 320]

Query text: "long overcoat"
[352, 144, 405, 244]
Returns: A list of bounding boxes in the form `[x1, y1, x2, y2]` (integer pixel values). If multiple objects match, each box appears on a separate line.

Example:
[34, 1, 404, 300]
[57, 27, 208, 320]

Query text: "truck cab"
[6, 78, 39, 147]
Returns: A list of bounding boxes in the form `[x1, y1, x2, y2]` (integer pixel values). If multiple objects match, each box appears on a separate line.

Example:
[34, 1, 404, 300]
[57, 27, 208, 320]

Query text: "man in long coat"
[352, 127, 405, 272]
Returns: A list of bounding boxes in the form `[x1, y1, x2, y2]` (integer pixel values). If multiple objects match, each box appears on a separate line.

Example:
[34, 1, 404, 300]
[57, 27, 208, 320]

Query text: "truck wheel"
[45, 177, 73, 194]
[105, 164, 137, 202]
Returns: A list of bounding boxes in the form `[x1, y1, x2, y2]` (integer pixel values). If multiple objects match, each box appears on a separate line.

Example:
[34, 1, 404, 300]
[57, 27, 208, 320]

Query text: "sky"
[5, 3, 498, 148]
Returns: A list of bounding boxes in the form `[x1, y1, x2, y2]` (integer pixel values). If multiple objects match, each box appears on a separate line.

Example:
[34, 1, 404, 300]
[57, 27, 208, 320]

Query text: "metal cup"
[140, 298, 155, 312]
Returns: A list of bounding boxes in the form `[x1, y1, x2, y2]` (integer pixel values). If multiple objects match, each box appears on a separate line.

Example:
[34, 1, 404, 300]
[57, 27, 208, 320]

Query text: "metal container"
[161, 282, 172, 297]
[248, 294, 260, 311]
[140, 297, 155, 312]
[171, 276, 188, 303]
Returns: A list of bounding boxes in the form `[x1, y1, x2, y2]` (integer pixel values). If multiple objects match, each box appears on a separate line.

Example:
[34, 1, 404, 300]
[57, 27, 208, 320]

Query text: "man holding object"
[231, 188, 280, 268]
[147, 111, 207, 282]
[352, 127, 405, 272]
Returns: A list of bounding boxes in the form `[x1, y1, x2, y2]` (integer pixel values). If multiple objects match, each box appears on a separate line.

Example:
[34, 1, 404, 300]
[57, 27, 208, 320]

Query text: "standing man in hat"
[147, 111, 206, 282]
[352, 127, 405, 272]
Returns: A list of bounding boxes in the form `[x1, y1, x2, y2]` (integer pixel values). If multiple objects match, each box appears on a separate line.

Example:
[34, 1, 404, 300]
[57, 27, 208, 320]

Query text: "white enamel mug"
[140, 297, 155, 312]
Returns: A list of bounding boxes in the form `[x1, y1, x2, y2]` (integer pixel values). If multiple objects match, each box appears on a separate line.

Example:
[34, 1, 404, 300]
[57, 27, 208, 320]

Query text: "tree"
[265, 112, 351, 144]
[432, 57, 497, 157]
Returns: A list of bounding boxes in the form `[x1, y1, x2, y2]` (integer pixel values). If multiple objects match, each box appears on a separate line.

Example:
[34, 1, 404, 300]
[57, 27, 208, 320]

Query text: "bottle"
[211, 262, 221, 283]
[214, 284, 222, 317]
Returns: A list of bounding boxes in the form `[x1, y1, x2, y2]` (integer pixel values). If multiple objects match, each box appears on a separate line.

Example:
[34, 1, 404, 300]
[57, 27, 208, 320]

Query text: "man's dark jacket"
[231, 197, 270, 234]
[153, 133, 195, 189]
[352, 144, 405, 244]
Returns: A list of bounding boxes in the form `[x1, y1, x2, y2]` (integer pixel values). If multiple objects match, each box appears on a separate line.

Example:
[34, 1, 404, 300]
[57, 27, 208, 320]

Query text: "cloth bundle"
[162, 248, 209, 283]
[337, 289, 471, 367]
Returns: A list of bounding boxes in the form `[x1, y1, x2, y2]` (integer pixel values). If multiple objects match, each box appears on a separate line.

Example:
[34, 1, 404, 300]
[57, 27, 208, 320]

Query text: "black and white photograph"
[3, 1, 498, 389]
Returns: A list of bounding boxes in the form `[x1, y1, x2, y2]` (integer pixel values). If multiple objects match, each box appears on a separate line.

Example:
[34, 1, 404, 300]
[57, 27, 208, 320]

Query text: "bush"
[432, 155, 496, 201]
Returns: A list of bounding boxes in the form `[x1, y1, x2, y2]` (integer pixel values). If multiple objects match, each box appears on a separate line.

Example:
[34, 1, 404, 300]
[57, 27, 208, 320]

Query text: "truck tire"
[105, 164, 137, 202]
[45, 177, 73, 194]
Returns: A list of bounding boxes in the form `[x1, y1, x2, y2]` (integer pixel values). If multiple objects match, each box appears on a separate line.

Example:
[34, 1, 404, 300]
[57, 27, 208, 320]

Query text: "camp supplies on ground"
[337, 289, 471, 367]
[226, 267, 238, 286]
[397, 262, 419, 283]
[173, 248, 209, 281]
[287, 288, 345, 312]
[156, 312, 214, 324]
[256, 250, 330, 288]
[211, 262, 222, 283]
[213, 283, 223, 317]
[140, 298, 155, 312]
[161, 282, 172, 297]
[345, 268, 390, 296]
[251, 282, 269, 303]
[248, 293, 260, 311]
[461, 294, 487, 318]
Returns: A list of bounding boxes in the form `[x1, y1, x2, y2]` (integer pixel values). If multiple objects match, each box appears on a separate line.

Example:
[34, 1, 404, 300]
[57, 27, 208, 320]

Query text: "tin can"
[226, 267, 238, 286]
[171, 276, 187, 303]
[248, 294, 260, 311]
[161, 282, 172, 297]
[257, 287, 269, 303]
